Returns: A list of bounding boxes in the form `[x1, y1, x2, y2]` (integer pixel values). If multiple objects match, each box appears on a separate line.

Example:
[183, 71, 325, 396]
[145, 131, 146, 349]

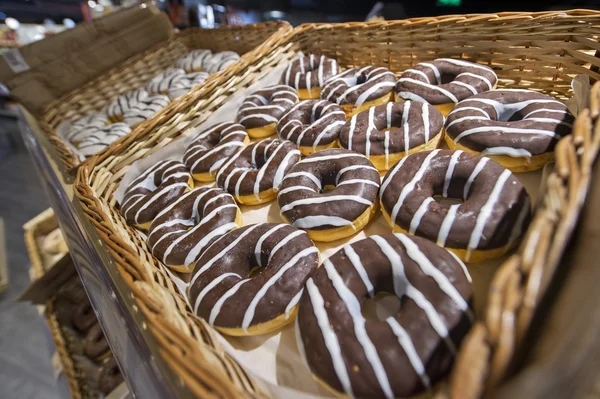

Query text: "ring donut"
[83, 323, 110, 360]
[395, 58, 498, 116]
[297, 233, 473, 399]
[76, 123, 131, 158]
[122, 94, 170, 128]
[183, 122, 249, 182]
[277, 99, 346, 156]
[97, 356, 124, 395]
[278, 148, 380, 242]
[445, 89, 574, 172]
[64, 113, 108, 144]
[281, 54, 340, 100]
[203, 51, 240, 74]
[174, 49, 212, 73]
[321, 66, 396, 118]
[216, 138, 301, 205]
[106, 88, 148, 123]
[339, 101, 444, 171]
[237, 85, 299, 138]
[168, 72, 209, 100]
[120, 160, 193, 229]
[147, 187, 242, 273]
[380, 149, 531, 262]
[187, 223, 319, 336]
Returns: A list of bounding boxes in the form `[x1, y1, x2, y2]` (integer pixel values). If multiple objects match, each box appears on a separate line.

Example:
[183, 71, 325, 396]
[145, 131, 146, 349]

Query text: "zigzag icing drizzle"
[106, 88, 149, 121]
[202, 51, 240, 74]
[76, 123, 131, 157]
[282, 54, 339, 91]
[122, 94, 170, 127]
[168, 72, 209, 100]
[64, 113, 108, 142]
[237, 85, 299, 130]
[321, 66, 396, 107]
[145, 68, 186, 95]
[174, 49, 212, 72]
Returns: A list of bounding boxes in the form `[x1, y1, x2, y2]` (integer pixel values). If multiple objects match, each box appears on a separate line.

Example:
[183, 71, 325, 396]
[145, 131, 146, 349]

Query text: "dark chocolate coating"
[297, 234, 473, 398]
[83, 323, 110, 359]
[72, 301, 96, 333]
[281, 54, 339, 91]
[236, 85, 299, 130]
[278, 148, 380, 231]
[395, 58, 498, 104]
[147, 187, 240, 268]
[187, 223, 319, 330]
[216, 138, 301, 200]
[380, 150, 531, 252]
[97, 356, 124, 395]
[183, 122, 248, 176]
[321, 66, 396, 107]
[445, 89, 574, 156]
[277, 99, 346, 148]
[120, 160, 192, 227]
[339, 101, 444, 156]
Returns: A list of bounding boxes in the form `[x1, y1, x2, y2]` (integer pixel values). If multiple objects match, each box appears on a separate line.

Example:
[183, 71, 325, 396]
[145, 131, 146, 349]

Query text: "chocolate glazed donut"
[216, 138, 301, 205]
[395, 58, 498, 117]
[445, 89, 574, 172]
[278, 148, 380, 242]
[183, 122, 249, 181]
[120, 160, 193, 229]
[277, 99, 346, 155]
[281, 54, 340, 99]
[339, 101, 444, 171]
[147, 187, 242, 273]
[321, 66, 396, 118]
[72, 301, 96, 333]
[236, 85, 299, 138]
[380, 150, 531, 262]
[297, 233, 473, 399]
[187, 223, 319, 336]
[83, 323, 110, 360]
[97, 356, 124, 395]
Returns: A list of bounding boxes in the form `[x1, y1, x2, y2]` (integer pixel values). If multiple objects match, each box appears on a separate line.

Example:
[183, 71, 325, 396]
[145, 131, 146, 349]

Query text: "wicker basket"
[39, 21, 292, 177]
[74, 11, 600, 398]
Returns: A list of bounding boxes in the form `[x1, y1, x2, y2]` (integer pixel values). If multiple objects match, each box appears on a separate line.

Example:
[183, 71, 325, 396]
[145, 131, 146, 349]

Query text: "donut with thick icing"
[278, 148, 380, 242]
[281, 54, 340, 100]
[380, 149, 531, 262]
[187, 223, 319, 336]
[321, 66, 396, 118]
[122, 94, 170, 128]
[168, 72, 209, 100]
[395, 58, 498, 116]
[120, 160, 193, 229]
[203, 51, 240, 74]
[297, 233, 473, 399]
[83, 323, 110, 360]
[63, 113, 108, 143]
[174, 49, 212, 73]
[445, 89, 574, 172]
[76, 123, 131, 158]
[106, 88, 148, 123]
[276, 99, 346, 155]
[216, 138, 301, 205]
[183, 122, 249, 182]
[147, 187, 242, 273]
[339, 101, 444, 172]
[236, 85, 299, 138]
[145, 68, 186, 95]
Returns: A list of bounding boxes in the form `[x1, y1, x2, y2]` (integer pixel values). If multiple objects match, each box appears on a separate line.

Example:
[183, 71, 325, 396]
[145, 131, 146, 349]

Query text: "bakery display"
[188, 223, 319, 336]
[120, 160, 193, 229]
[380, 150, 531, 262]
[276, 99, 346, 155]
[174, 49, 213, 73]
[106, 88, 149, 123]
[445, 89, 574, 171]
[237, 85, 299, 138]
[321, 66, 396, 117]
[183, 122, 249, 182]
[278, 148, 380, 242]
[147, 187, 242, 273]
[145, 68, 186, 95]
[339, 101, 444, 171]
[122, 93, 171, 128]
[297, 233, 473, 398]
[168, 72, 209, 100]
[216, 138, 301, 205]
[395, 58, 498, 116]
[76, 123, 131, 157]
[281, 54, 340, 99]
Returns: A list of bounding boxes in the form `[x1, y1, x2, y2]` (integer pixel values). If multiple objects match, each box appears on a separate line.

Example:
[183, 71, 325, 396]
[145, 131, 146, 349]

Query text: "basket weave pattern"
[75, 11, 600, 398]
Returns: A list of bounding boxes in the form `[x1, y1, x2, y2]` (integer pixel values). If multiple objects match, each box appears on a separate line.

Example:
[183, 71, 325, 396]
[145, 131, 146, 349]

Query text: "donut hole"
[248, 264, 264, 278]
[440, 71, 460, 84]
[321, 184, 336, 193]
[361, 291, 402, 322]
[433, 195, 463, 206]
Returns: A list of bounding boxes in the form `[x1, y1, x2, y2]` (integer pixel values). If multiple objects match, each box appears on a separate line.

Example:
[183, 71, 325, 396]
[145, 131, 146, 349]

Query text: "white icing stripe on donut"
[523, 108, 567, 119]
[396, 78, 459, 103]
[421, 63, 441, 84]
[298, 153, 367, 164]
[235, 170, 250, 199]
[242, 247, 318, 332]
[450, 106, 490, 118]
[438, 58, 492, 72]
[396, 91, 429, 104]
[280, 195, 372, 213]
[273, 150, 301, 190]
[422, 102, 430, 143]
[447, 250, 472, 283]
[347, 115, 358, 151]
[318, 56, 325, 86]
[306, 278, 355, 398]
[386, 101, 393, 128]
[457, 72, 493, 90]
[323, 259, 395, 399]
[384, 131, 391, 169]
[337, 179, 380, 187]
[238, 113, 279, 124]
[283, 171, 322, 189]
[379, 157, 408, 201]
[451, 81, 478, 95]
[151, 187, 218, 230]
[527, 117, 573, 127]
[466, 169, 512, 260]
[445, 116, 489, 129]
[481, 147, 533, 157]
[403, 69, 430, 82]
[402, 101, 411, 155]
[459, 98, 563, 120]
[408, 197, 434, 235]
[285, 289, 304, 319]
[292, 216, 352, 229]
[343, 244, 375, 297]
[254, 224, 287, 266]
[209, 280, 250, 325]
[268, 230, 306, 263]
[193, 272, 241, 314]
[325, 83, 346, 102]
[354, 81, 395, 107]
[365, 107, 375, 157]
[337, 165, 378, 184]
[278, 186, 316, 196]
[203, 193, 233, 212]
[133, 183, 189, 223]
[386, 316, 431, 389]
[254, 141, 287, 199]
[437, 204, 460, 247]
[508, 196, 530, 247]
[463, 157, 489, 199]
[390, 150, 441, 224]
[190, 142, 245, 170]
[183, 222, 239, 266]
[312, 120, 346, 148]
